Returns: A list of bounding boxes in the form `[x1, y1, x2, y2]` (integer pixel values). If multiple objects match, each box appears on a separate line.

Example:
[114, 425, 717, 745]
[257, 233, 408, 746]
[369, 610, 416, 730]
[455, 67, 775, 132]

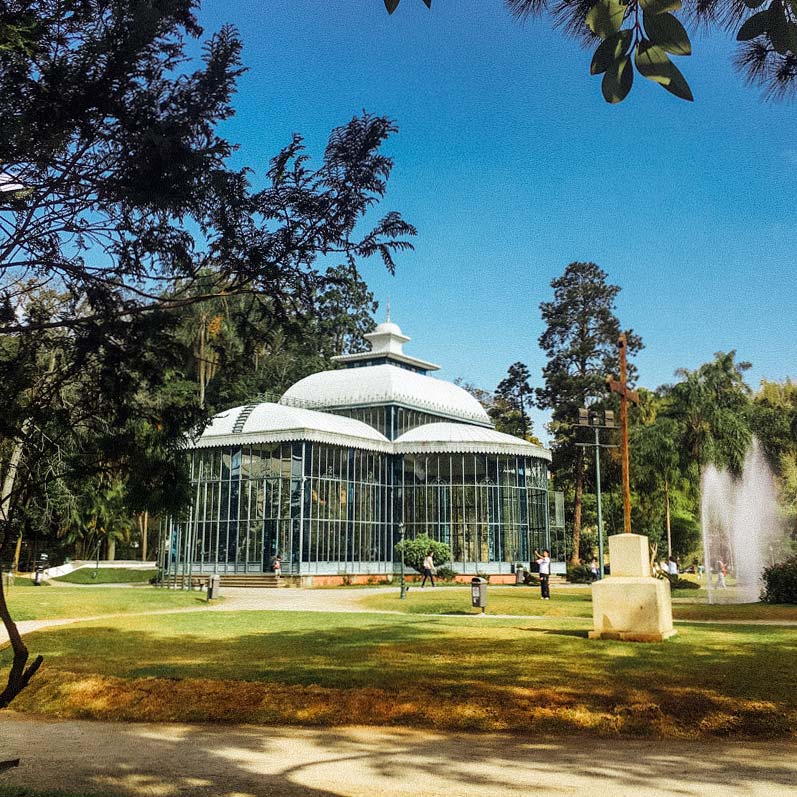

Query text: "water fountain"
[701, 439, 782, 604]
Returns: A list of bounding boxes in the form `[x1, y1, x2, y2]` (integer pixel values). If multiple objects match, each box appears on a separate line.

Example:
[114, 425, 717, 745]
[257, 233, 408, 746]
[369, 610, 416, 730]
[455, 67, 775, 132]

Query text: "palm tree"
[666, 351, 752, 476]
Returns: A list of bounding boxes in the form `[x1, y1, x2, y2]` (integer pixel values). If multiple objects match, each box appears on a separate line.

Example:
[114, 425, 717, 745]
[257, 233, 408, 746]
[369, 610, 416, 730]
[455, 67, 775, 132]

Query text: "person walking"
[535, 549, 551, 599]
[421, 551, 436, 588]
[590, 558, 599, 581]
[716, 559, 727, 590]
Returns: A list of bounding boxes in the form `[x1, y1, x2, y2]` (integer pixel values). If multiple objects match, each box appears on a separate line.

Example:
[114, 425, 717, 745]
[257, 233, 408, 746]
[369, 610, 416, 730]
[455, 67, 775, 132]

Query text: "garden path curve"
[1, 711, 796, 797]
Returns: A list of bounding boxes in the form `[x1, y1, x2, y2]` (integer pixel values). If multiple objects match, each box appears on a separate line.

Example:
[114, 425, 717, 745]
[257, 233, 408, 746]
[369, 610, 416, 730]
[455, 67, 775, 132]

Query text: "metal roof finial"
[386, 297, 391, 323]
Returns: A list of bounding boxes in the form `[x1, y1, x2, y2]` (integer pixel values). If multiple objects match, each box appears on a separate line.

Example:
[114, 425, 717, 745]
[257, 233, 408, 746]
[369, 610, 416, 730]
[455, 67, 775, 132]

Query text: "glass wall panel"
[398, 453, 549, 567]
[173, 441, 550, 578]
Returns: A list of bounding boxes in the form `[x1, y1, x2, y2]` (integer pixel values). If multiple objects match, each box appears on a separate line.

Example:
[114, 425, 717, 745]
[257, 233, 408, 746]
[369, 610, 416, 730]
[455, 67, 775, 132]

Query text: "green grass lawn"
[4, 584, 209, 621]
[2, 576, 44, 588]
[357, 585, 797, 622]
[53, 567, 158, 584]
[361, 584, 594, 616]
[4, 607, 795, 738]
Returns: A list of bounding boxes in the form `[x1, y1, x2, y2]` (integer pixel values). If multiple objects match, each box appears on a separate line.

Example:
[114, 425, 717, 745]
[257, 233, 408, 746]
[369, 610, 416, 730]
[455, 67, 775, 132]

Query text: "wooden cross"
[607, 333, 639, 534]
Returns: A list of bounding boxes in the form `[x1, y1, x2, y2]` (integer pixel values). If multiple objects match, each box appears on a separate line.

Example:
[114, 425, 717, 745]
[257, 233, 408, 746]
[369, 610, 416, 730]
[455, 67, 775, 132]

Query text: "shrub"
[761, 556, 797, 604]
[669, 576, 700, 590]
[394, 533, 452, 573]
[566, 564, 594, 584]
[434, 565, 457, 582]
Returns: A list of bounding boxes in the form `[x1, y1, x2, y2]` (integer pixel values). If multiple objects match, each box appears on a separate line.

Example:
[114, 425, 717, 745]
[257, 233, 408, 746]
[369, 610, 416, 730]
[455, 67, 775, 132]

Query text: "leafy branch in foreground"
[382, 0, 797, 102]
[587, 0, 693, 103]
[1, 0, 415, 711]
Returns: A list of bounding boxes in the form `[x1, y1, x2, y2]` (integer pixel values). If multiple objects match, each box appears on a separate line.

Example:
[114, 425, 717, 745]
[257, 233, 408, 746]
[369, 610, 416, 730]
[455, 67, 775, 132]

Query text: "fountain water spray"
[701, 439, 781, 604]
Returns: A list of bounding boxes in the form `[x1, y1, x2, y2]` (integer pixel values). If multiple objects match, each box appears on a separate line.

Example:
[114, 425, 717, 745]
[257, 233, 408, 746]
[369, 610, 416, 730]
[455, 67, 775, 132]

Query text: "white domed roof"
[192, 402, 390, 451]
[281, 364, 491, 426]
[372, 320, 404, 337]
[394, 422, 551, 459]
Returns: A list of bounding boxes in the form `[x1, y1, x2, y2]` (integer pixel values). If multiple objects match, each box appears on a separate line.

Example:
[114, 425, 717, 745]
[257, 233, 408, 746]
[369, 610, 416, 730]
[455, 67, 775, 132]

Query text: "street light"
[398, 522, 407, 599]
[576, 409, 617, 579]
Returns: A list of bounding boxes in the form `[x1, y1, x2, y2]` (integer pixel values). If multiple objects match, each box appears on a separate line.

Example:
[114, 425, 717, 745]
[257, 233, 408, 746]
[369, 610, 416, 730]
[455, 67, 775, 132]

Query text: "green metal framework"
[165, 442, 550, 578]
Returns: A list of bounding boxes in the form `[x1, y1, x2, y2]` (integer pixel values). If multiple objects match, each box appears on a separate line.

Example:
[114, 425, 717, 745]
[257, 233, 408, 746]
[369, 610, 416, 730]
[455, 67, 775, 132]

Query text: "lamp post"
[576, 409, 618, 579]
[399, 522, 407, 599]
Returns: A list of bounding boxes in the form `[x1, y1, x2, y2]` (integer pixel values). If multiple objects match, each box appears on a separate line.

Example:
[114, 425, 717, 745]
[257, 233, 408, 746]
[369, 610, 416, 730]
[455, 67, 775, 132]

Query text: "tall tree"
[173, 263, 380, 414]
[537, 262, 642, 565]
[663, 351, 752, 475]
[750, 379, 797, 541]
[0, 0, 414, 709]
[494, 362, 534, 440]
[630, 409, 683, 558]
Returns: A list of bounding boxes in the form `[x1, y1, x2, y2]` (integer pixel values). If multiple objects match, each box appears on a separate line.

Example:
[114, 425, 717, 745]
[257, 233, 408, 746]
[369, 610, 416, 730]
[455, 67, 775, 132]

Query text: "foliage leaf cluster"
[587, 0, 693, 103]
[761, 555, 797, 603]
[0, 0, 414, 710]
[565, 563, 595, 582]
[382, 0, 797, 101]
[394, 533, 452, 573]
[433, 565, 458, 581]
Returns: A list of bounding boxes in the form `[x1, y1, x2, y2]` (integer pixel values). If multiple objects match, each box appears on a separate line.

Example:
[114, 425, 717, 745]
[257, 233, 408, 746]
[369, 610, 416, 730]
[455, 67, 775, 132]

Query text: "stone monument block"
[589, 533, 676, 643]
[608, 532, 651, 577]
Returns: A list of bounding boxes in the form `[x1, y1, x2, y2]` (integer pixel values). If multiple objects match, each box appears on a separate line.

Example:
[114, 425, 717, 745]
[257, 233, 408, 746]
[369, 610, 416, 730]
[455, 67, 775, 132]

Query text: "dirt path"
[2, 712, 796, 797]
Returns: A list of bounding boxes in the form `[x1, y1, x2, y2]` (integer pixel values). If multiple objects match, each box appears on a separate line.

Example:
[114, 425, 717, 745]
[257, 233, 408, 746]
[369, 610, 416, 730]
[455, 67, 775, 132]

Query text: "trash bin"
[471, 577, 487, 613]
[515, 566, 526, 585]
[207, 574, 221, 600]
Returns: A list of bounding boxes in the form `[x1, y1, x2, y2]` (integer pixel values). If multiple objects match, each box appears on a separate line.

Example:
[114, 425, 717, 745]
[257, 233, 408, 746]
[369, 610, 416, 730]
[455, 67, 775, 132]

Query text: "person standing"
[535, 549, 551, 599]
[421, 551, 436, 588]
[270, 553, 282, 578]
[716, 559, 727, 590]
[590, 558, 599, 581]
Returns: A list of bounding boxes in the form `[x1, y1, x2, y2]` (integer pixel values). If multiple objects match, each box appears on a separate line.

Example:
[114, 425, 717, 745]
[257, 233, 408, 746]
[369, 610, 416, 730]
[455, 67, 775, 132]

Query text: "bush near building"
[394, 534, 452, 574]
[566, 564, 594, 584]
[433, 565, 457, 582]
[761, 557, 797, 604]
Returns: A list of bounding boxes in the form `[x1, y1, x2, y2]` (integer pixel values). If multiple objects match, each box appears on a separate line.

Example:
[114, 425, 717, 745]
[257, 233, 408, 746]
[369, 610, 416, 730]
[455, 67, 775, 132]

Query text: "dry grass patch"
[12, 667, 794, 739]
[4, 609, 796, 739]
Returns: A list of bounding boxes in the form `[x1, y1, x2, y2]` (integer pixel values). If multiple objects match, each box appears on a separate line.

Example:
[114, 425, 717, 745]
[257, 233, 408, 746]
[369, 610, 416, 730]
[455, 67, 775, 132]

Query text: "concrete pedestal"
[589, 534, 676, 643]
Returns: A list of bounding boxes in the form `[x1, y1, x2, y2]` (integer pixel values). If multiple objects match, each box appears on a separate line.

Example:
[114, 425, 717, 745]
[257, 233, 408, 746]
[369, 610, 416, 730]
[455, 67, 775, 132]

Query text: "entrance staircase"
[167, 573, 284, 589]
[218, 573, 282, 588]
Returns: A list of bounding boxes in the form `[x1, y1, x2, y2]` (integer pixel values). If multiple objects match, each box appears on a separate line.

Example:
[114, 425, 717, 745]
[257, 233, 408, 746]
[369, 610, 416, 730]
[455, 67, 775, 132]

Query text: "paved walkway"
[1, 712, 796, 797]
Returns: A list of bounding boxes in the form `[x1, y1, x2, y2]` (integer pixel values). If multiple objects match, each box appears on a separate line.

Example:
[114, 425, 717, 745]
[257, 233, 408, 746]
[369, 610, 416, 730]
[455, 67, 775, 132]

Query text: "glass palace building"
[168, 320, 553, 583]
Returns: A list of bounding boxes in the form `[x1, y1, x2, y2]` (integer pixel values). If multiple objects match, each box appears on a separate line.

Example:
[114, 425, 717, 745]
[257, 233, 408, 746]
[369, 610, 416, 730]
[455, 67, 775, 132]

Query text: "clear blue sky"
[196, 0, 795, 440]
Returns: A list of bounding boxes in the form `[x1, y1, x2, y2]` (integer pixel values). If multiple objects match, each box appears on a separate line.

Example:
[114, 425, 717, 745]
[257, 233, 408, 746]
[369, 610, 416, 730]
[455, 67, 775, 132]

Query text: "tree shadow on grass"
[2, 613, 796, 742]
[523, 627, 589, 638]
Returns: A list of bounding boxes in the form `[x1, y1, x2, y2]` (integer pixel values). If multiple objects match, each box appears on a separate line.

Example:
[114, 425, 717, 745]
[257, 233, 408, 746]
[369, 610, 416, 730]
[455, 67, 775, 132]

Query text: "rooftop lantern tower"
[332, 312, 440, 375]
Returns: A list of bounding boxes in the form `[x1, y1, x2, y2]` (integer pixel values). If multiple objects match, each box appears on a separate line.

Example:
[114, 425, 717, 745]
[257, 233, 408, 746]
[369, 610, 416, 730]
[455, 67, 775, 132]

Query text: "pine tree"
[494, 362, 534, 440]
[536, 262, 642, 565]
